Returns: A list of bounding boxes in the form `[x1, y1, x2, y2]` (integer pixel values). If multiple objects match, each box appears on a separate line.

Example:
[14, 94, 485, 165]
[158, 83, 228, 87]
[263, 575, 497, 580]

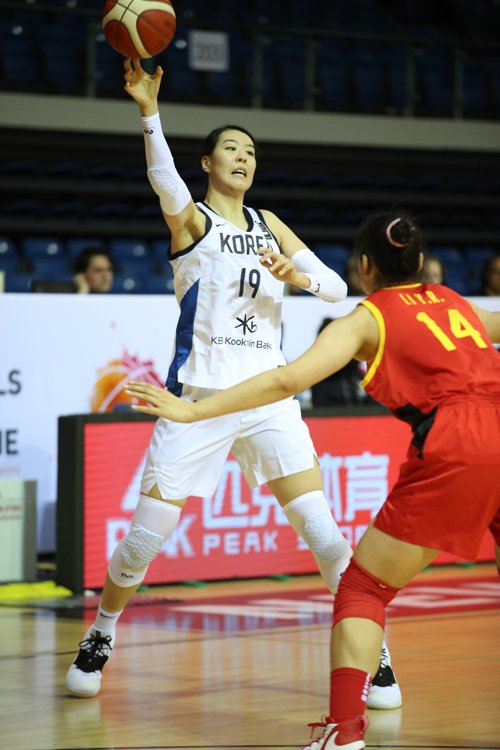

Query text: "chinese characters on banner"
[82, 415, 493, 589]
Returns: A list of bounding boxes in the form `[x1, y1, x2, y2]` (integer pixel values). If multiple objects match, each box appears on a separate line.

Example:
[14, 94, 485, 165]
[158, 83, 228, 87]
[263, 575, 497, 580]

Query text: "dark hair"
[72, 246, 113, 274]
[353, 209, 423, 283]
[201, 125, 258, 159]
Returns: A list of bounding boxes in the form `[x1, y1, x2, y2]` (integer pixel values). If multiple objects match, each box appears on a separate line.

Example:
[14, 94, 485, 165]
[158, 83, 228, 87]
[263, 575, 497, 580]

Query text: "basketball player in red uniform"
[126, 209, 500, 750]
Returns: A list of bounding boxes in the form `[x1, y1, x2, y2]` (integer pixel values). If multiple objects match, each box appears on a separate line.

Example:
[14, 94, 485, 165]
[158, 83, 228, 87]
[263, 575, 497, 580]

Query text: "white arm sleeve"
[292, 248, 348, 302]
[141, 112, 192, 216]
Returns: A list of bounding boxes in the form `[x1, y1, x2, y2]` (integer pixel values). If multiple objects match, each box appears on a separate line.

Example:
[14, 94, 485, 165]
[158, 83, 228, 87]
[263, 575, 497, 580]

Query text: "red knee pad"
[333, 559, 400, 629]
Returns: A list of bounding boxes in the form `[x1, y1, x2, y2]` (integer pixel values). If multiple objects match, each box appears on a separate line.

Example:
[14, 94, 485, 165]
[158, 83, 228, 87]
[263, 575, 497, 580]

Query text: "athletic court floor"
[0, 562, 499, 750]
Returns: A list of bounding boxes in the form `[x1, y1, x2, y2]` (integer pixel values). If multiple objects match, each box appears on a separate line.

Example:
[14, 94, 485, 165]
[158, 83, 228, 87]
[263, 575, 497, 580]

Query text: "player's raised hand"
[123, 58, 163, 113]
[124, 381, 196, 422]
[259, 249, 306, 287]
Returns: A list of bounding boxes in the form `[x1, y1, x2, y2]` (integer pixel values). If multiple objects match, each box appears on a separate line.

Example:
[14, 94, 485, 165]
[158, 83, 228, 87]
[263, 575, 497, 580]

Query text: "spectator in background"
[478, 254, 500, 296]
[345, 253, 364, 295]
[311, 317, 373, 407]
[421, 253, 445, 284]
[72, 247, 114, 294]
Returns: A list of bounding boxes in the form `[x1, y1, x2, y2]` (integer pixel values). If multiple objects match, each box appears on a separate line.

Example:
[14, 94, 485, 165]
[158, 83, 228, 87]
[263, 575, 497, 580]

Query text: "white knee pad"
[283, 491, 352, 594]
[108, 495, 181, 588]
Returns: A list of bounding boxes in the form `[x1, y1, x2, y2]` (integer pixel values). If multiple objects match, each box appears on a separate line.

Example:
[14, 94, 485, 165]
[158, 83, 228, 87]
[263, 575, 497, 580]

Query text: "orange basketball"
[102, 0, 176, 59]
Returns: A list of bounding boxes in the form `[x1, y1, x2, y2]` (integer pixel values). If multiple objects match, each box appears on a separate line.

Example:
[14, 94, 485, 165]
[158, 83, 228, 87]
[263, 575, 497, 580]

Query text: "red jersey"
[360, 283, 500, 424]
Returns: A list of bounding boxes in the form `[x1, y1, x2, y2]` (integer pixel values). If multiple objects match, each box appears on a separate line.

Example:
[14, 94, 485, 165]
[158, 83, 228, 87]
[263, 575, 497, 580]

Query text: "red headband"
[386, 218, 407, 248]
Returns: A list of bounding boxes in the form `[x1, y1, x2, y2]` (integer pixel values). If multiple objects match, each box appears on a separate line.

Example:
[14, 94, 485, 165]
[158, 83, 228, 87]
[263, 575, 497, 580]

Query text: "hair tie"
[386, 218, 407, 248]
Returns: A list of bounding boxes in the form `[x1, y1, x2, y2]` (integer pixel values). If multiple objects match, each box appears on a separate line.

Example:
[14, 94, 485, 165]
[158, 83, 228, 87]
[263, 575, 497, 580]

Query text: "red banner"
[82, 416, 494, 589]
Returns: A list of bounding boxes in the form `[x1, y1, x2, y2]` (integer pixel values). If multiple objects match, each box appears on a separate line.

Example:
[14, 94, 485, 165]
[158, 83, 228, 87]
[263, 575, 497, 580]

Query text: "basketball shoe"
[301, 716, 368, 749]
[65, 627, 114, 698]
[366, 645, 402, 710]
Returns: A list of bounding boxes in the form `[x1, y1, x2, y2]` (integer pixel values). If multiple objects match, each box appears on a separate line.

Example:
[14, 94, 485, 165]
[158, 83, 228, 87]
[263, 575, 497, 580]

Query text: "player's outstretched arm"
[470, 303, 500, 344]
[125, 306, 377, 422]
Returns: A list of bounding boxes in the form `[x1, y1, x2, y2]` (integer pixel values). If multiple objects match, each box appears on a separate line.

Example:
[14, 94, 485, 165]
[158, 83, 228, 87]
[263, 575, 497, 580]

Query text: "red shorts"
[374, 400, 500, 560]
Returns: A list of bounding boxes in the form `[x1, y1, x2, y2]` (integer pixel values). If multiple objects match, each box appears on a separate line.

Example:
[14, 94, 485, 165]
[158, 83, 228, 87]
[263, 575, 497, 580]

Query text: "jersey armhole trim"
[360, 299, 386, 388]
[168, 204, 212, 260]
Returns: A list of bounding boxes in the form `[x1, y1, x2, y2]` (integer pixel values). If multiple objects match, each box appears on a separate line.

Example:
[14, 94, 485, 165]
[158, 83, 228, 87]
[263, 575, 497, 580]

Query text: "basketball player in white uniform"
[66, 58, 401, 712]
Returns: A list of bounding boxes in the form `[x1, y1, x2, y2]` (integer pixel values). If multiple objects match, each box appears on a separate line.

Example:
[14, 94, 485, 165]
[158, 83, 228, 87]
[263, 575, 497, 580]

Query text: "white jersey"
[166, 202, 287, 392]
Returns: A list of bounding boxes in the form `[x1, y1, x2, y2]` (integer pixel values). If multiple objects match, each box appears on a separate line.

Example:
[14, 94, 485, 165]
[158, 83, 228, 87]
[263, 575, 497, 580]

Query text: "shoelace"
[79, 632, 113, 658]
[307, 718, 332, 738]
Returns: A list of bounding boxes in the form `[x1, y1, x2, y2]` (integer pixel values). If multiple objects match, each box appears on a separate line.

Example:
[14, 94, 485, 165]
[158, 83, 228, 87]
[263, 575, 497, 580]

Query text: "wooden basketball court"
[0, 562, 498, 750]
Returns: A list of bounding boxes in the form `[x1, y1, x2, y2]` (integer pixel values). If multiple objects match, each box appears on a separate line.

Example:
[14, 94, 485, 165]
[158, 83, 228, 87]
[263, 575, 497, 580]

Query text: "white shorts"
[141, 385, 316, 500]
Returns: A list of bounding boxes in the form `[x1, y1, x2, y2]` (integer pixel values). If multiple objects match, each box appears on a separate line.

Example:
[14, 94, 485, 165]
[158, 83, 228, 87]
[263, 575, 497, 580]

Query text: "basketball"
[102, 0, 176, 59]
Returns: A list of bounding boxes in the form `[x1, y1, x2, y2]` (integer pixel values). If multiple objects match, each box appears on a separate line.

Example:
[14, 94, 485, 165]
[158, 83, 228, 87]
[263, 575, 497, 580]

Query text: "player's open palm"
[124, 380, 196, 422]
[123, 58, 163, 111]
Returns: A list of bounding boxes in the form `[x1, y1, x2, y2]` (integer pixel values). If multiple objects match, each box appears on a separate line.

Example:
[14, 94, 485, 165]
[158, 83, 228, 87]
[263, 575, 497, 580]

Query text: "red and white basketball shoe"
[300, 716, 368, 750]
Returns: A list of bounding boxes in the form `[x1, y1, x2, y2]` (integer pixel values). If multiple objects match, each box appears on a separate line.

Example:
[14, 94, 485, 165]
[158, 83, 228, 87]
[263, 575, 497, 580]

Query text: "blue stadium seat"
[444, 266, 469, 295]
[463, 246, 495, 292]
[145, 273, 176, 294]
[30, 256, 69, 277]
[0, 159, 42, 178]
[3, 199, 46, 218]
[146, 261, 174, 294]
[151, 240, 171, 262]
[49, 201, 89, 220]
[117, 258, 155, 277]
[112, 273, 148, 294]
[94, 35, 125, 95]
[317, 65, 351, 109]
[40, 37, 81, 91]
[108, 239, 151, 259]
[353, 65, 387, 111]
[66, 238, 107, 258]
[21, 236, 66, 259]
[429, 246, 464, 272]
[93, 202, 132, 221]
[5, 273, 35, 293]
[0, 33, 39, 87]
[47, 161, 87, 178]
[0, 257, 19, 276]
[313, 244, 349, 272]
[462, 58, 489, 118]
[0, 236, 18, 258]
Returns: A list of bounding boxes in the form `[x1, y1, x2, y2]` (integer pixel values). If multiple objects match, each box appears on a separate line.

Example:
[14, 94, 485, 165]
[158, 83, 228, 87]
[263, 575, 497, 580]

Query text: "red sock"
[329, 667, 371, 722]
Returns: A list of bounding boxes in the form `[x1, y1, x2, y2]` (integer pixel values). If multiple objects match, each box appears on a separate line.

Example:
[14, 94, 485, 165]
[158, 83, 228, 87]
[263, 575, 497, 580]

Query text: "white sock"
[93, 607, 123, 636]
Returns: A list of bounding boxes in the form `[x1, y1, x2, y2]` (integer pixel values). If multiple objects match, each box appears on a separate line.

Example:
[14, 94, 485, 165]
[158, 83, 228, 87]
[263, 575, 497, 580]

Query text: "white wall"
[2, 91, 500, 151]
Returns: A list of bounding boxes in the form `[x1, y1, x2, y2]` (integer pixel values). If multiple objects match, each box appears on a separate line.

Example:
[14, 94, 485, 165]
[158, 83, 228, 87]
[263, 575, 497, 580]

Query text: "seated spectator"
[311, 317, 374, 407]
[421, 253, 445, 284]
[72, 247, 114, 294]
[476, 254, 500, 296]
[345, 254, 364, 295]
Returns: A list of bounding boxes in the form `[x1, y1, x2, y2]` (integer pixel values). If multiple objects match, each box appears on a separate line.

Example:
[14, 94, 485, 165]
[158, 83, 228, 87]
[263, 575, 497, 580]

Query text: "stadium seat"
[151, 240, 171, 262]
[145, 273, 176, 294]
[0, 257, 19, 276]
[429, 246, 463, 268]
[117, 258, 155, 277]
[0, 236, 18, 258]
[313, 244, 349, 271]
[66, 238, 107, 258]
[5, 273, 36, 293]
[112, 272, 148, 294]
[0, 33, 39, 87]
[21, 236, 66, 259]
[30, 256, 69, 277]
[108, 239, 151, 259]
[93, 202, 133, 220]
[353, 65, 387, 112]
